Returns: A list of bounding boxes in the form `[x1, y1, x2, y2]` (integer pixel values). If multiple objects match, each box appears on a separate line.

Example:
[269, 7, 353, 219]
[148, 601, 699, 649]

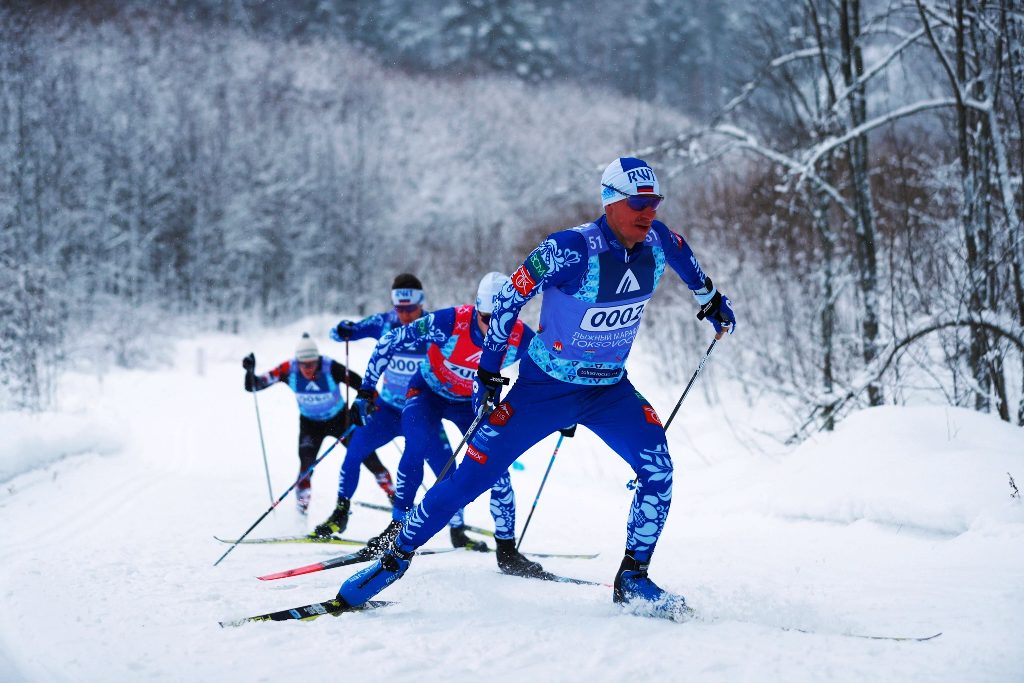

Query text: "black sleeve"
[330, 361, 363, 390]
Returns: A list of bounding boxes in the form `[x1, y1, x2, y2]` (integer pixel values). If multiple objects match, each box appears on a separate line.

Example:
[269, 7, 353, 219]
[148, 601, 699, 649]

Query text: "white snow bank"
[743, 406, 1024, 536]
[0, 411, 122, 483]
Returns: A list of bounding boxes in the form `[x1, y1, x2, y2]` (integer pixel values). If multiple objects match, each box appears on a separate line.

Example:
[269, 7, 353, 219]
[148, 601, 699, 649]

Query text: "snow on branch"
[830, 28, 926, 113]
[805, 98, 958, 169]
[797, 316, 1024, 437]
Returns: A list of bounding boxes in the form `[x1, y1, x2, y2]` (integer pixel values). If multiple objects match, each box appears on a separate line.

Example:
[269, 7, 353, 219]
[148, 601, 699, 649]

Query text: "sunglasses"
[298, 359, 319, 369]
[394, 304, 420, 313]
[603, 184, 664, 212]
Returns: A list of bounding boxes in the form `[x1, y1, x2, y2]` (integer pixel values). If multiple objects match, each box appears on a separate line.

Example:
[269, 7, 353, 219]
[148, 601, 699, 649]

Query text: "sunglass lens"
[626, 195, 662, 211]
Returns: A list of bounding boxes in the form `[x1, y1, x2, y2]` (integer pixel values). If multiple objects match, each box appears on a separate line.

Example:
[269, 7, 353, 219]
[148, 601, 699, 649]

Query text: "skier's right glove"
[349, 389, 378, 427]
[559, 424, 578, 438]
[473, 367, 509, 414]
[330, 320, 356, 342]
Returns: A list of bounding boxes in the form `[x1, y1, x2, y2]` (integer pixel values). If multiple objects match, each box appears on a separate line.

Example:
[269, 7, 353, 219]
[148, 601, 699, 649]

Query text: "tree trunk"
[840, 0, 883, 405]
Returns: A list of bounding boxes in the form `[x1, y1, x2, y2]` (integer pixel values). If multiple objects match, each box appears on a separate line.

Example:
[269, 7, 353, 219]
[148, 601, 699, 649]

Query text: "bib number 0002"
[580, 300, 649, 332]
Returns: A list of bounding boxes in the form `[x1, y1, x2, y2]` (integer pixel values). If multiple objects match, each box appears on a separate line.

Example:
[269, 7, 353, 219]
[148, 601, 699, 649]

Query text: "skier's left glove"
[242, 353, 257, 392]
[473, 367, 509, 414]
[330, 320, 356, 342]
[349, 389, 378, 427]
[697, 290, 736, 335]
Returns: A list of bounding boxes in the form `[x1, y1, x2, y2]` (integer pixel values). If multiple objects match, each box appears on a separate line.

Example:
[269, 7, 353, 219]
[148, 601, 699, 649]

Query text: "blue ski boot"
[337, 540, 413, 608]
[613, 550, 694, 622]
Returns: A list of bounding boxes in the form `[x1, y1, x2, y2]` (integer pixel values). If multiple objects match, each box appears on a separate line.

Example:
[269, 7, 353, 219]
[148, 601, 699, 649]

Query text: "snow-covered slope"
[0, 324, 1021, 683]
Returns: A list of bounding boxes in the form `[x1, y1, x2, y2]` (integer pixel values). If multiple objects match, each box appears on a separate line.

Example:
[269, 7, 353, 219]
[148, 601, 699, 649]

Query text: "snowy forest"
[2, 0, 1024, 436]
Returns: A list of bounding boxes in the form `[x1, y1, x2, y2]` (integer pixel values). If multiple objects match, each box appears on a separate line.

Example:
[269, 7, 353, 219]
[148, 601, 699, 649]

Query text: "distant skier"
[347, 272, 546, 576]
[312, 274, 484, 551]
[336, 158, 736, 619]
[243, 334, 395, 515]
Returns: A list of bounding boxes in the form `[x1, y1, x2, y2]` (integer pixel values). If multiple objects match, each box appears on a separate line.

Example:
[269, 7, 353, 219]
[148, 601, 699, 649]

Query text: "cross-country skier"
[347, 272, 547, 576]
[334, 158, 736, 619]
[243, 333, 395, 514]
[312, 274, 486, 552]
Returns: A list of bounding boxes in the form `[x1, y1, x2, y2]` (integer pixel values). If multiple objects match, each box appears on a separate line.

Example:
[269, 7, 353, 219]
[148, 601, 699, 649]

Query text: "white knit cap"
[295, 333, 319, 362]
[475, 272, 508, 315]
[600, 157, 661, 207]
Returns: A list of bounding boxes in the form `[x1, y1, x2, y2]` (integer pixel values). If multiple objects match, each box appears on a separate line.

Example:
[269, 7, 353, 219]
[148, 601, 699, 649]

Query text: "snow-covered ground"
[1, 321, 1022, 683]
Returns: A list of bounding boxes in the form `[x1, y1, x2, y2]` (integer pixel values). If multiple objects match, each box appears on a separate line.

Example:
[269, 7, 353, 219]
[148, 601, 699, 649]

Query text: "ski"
[496, 570, 611, 587]
[353, 501, 393, 512]
[214, 535, 365, 547]
[220, 599, 395, 627]
[787, 627, 942, 642]
[352, 503, 596, 558]
[257, 546, 460, 581]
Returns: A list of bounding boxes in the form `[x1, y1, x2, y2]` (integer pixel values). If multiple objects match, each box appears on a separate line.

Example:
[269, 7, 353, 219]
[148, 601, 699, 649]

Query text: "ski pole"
[432, 398, 492, 485]
[663, 338, 717, 431]
[629, 338, 718, 490]
[214, 424, 356, 566]
[516, 424, 576, 551]
[345, 338, 351, 427]
[249, 365, 275, 506]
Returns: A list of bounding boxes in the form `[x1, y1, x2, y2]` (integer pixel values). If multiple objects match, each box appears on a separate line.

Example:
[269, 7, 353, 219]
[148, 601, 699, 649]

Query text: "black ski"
[220, 599, 395, 627]
[353, 501, 393, 512]
[496, 570, 610, 587]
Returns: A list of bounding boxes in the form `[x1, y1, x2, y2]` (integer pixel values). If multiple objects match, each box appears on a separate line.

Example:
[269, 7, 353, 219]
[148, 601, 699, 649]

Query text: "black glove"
[694, 278, 736, 335]
[349, 388, 378, 427]
[243, 353, 256, 392]
[559, 424, 577, 438]
[473, 367, 510, 414]
[331, 321, 356, 341]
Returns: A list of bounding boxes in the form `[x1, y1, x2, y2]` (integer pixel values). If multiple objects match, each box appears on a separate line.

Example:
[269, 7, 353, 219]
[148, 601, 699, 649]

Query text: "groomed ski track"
[0, 320, 1021, 682]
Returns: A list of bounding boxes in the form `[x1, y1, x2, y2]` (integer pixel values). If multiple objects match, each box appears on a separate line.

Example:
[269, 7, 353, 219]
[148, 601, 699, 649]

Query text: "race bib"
[580, 299, 650, 332]
[389, 355, 420, 375]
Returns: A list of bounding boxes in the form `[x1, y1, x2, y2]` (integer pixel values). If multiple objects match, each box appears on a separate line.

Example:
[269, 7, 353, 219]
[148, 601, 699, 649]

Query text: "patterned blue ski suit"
[394, 217, 721, 561]
[333, 311, 469, 526]
[360, 306, 535, 539]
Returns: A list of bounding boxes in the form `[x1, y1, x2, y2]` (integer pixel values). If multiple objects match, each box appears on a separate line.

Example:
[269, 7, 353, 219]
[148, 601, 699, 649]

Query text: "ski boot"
[337, 539, 413, 608]
[311, 498, 351, 539]
[495, 537, 546, 578]
[450, 525, 489, 552]
[613, 550, 694, 622]
[364, 519, 404, 558]
[295, 486, 312, 516]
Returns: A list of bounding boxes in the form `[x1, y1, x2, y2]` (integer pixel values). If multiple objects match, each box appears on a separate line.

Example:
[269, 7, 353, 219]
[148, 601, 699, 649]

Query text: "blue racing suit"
[360, 306, 535, 539]
[394, 217, 724, 561]
[334, 311, 461, 525]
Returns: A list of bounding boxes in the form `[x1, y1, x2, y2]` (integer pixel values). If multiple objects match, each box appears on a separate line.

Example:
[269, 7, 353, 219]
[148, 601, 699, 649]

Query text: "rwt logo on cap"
[626, 167, 655, 184]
